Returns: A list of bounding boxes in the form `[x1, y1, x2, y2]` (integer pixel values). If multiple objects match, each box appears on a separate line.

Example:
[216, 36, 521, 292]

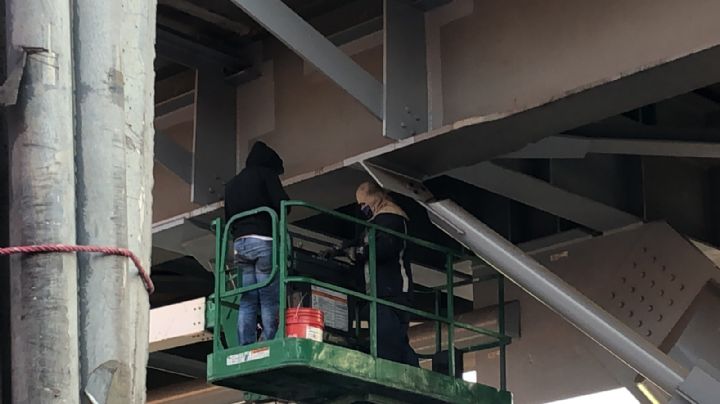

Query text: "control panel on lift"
[287, 246, 364, 349]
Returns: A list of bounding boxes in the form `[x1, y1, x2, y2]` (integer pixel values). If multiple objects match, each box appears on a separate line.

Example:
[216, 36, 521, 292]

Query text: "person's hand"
[346, 246, 365, 262]
[319, 247, 341, 259]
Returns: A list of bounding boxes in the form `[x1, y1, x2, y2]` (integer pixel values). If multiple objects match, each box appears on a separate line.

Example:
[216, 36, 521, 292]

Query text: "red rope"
[0, 244, 154, 294]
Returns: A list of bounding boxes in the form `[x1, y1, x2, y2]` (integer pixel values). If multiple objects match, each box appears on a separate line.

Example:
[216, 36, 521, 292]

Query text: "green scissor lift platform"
[206, 201, 512, 404]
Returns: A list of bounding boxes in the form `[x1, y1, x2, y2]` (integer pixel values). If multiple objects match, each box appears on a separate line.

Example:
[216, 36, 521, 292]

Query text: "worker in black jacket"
[353, 181, 419, 366]
[225, 141, 289, 345]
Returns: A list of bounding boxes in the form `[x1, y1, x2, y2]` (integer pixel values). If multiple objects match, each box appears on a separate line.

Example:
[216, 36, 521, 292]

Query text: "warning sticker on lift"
[311, 285, 349, 332]
[226, 347, 271, 366]
[305, 326, 323, 342]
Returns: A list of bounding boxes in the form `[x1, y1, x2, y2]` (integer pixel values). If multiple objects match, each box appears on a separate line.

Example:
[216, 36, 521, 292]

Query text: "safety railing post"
[498, 275, 507, 391]
[212, 218, 223, 352]
[354, 304, 361, 338]
[369, 228, 378, 358]
[278, 202, 288, 339]
[434, 289, 442, 355]
[446, 254, 456, 378]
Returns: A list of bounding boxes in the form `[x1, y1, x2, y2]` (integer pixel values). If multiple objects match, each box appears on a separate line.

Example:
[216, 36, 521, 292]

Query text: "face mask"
[360, 204, 373, 219]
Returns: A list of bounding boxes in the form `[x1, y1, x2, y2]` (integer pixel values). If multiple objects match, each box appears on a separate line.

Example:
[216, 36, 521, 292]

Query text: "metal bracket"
[361, 161, 434, 202]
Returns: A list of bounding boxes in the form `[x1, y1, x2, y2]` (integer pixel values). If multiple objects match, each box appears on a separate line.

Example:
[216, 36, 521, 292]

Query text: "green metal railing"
[211, 200, 510, 390]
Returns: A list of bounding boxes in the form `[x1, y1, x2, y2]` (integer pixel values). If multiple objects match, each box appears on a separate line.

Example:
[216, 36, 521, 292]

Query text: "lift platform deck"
[206, 201, 512, 403]
[208, 338, 510, 404]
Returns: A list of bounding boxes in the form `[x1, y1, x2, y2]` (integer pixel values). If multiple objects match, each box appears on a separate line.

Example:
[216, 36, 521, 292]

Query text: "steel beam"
[148, 352, 207, 379]
[155, 91, 194, 119]
[506, 135, 720, 159]
[232, 0, 383, 119]
[159, 0, 250, 35]
[328, 17, 383, 46]
[448, 162, 640, 233]
[155, 91, 195, 130]
[383, 0, 429, 139]
[156, 131, 193, 184]
[156, 27, 245, 70]
[192, 67, 237, 204]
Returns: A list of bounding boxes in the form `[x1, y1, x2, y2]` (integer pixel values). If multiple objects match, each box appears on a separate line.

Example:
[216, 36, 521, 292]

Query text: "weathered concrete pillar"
[73, 0, 156, 402]
[5, 0, 79, 402]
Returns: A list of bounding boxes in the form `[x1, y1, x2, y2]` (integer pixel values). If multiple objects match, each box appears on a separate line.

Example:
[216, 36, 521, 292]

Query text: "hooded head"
[245, 141, 284, 175]
[355, 181, 408, 220]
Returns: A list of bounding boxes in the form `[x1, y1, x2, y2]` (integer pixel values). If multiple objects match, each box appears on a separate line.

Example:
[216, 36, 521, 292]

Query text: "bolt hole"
[662, 265, 667, 272]
[637, 320, 643, 327]
[632, 262, 637, 268]
[619, 301, 625, 308]
[670, 274, 677, 282]
[660, 289, 665, 297]
[628, 310, 634, 318]
[611, 292, 616, 299]
[657, 314, 663, 322]
[650, 280, 656, 288]
[621, 277, 627, 284]
[646, 330, 652, 337]
[639, 295, 645, 302]
[679, 284, 685, 291]
[668, 298, 675, 306]
[648, 305, 654, 312]
[640, 271, 646, 278]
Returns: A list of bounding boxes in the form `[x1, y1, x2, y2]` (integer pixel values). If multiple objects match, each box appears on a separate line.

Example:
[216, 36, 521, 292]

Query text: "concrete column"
[0, 2, 11, 401]
[5, 0, 79, 402]
[73, 0, 156, 402]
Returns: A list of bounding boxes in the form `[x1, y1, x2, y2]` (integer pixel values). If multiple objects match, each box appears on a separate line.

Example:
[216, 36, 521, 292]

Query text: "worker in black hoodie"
[225, 141, 289, 345]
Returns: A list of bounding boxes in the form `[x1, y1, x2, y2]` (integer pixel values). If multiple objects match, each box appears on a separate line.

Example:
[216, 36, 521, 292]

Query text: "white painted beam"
[149, 298, 211, 352]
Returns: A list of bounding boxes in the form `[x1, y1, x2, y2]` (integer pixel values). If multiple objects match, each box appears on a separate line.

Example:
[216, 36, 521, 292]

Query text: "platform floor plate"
[208, 338, 511, 404]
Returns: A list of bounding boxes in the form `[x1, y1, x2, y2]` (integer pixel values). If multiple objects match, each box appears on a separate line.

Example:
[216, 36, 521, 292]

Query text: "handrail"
[284, 275, 507, 340]
[283, 200, 476, 283]
[283, 200, 463, 257]
[278, 201, 510, 360]
[217, 207, 278, 297]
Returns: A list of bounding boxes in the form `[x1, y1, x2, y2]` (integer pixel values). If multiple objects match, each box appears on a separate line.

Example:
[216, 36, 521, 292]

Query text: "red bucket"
[285, 308, 324, 342]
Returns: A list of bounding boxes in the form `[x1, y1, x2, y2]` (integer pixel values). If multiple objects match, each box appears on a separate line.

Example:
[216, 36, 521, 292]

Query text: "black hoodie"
[224, 142, 289, 238]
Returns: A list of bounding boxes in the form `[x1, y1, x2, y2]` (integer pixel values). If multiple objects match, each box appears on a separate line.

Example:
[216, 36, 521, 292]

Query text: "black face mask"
[360, 204, 373, 219]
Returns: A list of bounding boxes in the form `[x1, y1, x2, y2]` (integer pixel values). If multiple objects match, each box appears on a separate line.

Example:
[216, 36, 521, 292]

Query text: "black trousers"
[375, 303, 419, 367]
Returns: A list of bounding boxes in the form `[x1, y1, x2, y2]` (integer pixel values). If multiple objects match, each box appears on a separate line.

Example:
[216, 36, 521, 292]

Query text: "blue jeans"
[234, 237, 279, 345]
